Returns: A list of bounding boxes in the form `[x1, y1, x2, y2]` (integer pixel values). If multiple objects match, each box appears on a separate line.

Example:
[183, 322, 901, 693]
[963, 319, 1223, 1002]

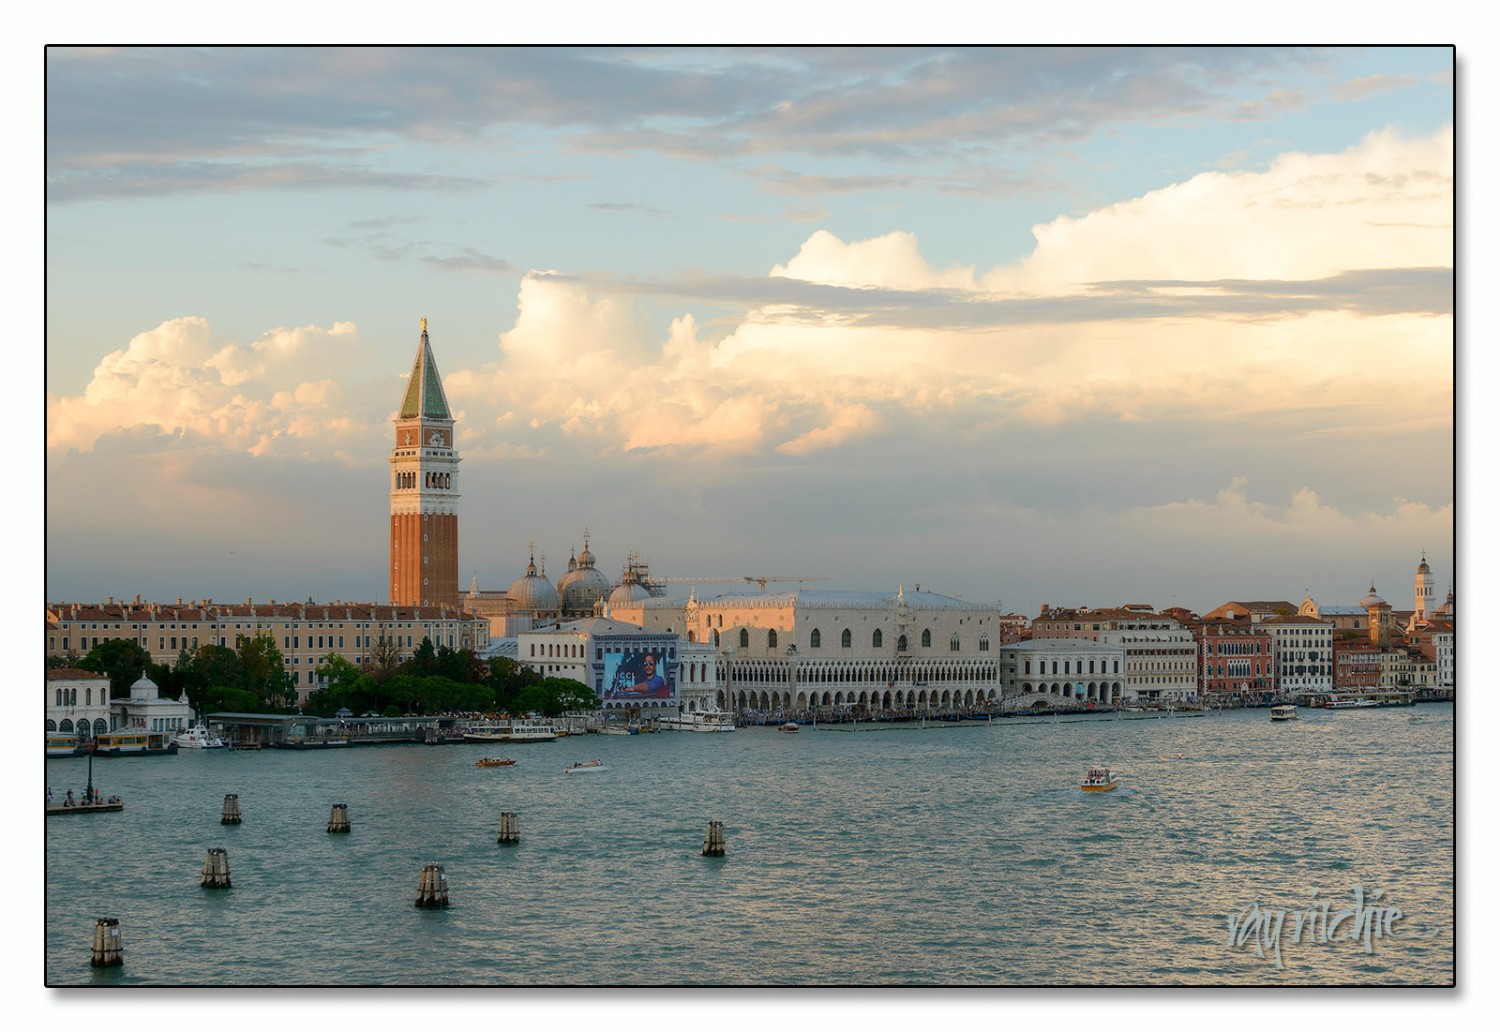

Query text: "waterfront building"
[1195, 619, 1275, 699]
[45, 599, 489, 706]
[1415, 620, 1455, 690]
[111, 671, 194, 732]
[389, 319, 461, 609]
[45, 667, 111, 741]
[518, 616, 685, 712]
[1332, 638, 1383, 691]
[1379, 648, 1439, 691]
[998, 638, 1125, 704]
[1027, 607, 1197, 703]
[1258, 615, 1334, 696]
[609, 584, 1001, 715]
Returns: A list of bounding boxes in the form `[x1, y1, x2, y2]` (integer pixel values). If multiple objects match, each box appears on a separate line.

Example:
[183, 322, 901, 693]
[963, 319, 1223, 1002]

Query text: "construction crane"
[656, 576, 828, 593]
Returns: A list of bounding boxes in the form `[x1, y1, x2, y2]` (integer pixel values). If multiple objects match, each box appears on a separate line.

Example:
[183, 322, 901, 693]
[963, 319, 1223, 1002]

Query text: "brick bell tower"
[389, 319, 460, 608]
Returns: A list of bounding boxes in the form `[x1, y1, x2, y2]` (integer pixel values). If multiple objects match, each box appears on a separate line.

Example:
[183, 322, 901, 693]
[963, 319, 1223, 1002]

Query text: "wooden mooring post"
[327, 803, 351, 833]
[702, 820, 726, 857]
[496, 811, 519, 845]
[200, 847, 231, 889]
[89, 917, 123, 968]
[415, 863, 449, 908]
[220, 793, 242, 824]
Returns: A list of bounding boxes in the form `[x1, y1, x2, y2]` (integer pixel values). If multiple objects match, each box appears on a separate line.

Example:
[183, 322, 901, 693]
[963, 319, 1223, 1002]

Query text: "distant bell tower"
[1414, 552, 1434, 624]
[389, 319, 460, 608]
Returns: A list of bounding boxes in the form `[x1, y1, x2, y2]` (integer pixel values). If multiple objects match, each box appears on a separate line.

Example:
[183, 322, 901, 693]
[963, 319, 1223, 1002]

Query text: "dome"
[507, 554, 560, 613]
[607, 564, 650, 608]
[564, 565, 612, 615]
[1417, 556, 1431, 574]
[1359, 583, 1387, 608]
[608, 580, 651, 607]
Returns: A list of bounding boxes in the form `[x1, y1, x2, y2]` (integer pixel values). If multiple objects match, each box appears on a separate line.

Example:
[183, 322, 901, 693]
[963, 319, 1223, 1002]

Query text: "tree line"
[52, 633, 599, 719]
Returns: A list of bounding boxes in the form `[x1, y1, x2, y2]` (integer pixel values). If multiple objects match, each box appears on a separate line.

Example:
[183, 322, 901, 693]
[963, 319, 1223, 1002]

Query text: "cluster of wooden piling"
[220, 793, 242, 825]
[327, 803, 351, 833]
[89, 918, 123, 968]
[702, 820, 726, 857]
[496, 811, 520, 845]
[415, 863, 449, 908]
[200, 847, 232, 888]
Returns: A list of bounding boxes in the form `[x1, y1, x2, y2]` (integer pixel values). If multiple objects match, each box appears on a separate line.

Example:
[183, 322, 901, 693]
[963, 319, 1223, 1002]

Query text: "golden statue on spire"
[421, 317, 428, 333]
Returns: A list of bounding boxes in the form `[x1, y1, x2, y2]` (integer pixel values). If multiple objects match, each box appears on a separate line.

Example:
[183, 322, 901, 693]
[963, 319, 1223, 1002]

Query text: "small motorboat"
[1269, 705, 1298, 721]
[1081, 766, 1119, 792]
[565, 759, 607, 773]
[475, 756, 517, 768]
[778, 722, 800, 733]
[174, 724, 227, 749]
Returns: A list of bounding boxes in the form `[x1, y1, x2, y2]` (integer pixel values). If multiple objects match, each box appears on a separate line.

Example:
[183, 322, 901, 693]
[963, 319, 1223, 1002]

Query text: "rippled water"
[45, 705, 1453, 986]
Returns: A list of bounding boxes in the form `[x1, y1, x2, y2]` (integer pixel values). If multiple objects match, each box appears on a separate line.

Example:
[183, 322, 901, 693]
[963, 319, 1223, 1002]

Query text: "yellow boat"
[1081, 766, 1119, 792]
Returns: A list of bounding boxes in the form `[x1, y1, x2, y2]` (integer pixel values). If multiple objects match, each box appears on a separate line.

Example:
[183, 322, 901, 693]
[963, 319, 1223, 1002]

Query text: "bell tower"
[389, 319, 460, 608]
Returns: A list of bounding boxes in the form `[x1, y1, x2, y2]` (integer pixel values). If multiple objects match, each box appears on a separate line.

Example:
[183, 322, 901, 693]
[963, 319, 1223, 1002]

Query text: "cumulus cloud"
[987, 126, 1452, 293]
[47, 318, 370, 456]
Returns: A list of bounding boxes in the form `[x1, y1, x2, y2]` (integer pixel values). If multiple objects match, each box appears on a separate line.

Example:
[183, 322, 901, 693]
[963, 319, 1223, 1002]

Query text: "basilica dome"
[507, 553, 560, 613]
[1359, 583, 1386, 608]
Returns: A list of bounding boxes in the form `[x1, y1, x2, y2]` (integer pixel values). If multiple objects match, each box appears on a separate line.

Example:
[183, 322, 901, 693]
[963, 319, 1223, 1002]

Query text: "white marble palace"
[608, 583, 1001, 715]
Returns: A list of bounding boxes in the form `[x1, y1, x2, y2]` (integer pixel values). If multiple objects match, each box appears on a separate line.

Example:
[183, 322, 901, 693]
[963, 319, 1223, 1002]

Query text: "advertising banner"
[603, 650, 675, 702]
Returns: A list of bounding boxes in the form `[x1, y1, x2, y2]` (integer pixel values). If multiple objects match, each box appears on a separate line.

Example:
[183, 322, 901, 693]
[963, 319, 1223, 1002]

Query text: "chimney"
[107, 595, 114, 606]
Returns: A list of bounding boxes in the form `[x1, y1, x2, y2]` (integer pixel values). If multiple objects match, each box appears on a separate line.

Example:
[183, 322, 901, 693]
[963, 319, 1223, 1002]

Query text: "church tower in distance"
[389, 319, 460, 608]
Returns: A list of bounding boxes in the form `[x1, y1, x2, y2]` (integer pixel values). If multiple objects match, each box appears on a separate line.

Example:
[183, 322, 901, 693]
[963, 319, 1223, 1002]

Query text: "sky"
[42, 43, 1457, 617]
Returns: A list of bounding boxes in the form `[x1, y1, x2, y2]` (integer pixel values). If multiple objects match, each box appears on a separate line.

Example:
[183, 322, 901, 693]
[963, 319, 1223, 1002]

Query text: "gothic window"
[950, 635, 960, 652]
[873, 629, 883, 648]
[979, 635, 990, 651]
[768, 630, 778, 649]
[740, 629, 749, 648]
[810, 629, 821, 648]
[898, 635, 908, 652]
[921, 629, 932, 648]
[842, 628, 852, 648]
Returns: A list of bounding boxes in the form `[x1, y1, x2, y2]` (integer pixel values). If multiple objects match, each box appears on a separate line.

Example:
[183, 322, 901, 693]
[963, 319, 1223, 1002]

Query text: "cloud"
[46, 318, 374, 456]
[1332, 73, 1418, 102]
[988, 126, 1452, 293]
[47, 47, 1339, 203]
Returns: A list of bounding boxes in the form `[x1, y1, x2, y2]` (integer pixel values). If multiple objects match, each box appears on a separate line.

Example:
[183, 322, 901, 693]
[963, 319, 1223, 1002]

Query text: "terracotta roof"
[46, 667, 107, 680]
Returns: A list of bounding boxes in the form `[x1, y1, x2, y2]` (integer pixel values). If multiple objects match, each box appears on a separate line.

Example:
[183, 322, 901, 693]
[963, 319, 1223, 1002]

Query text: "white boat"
[1081, 766, 1119, 792]
[598, 725, 633, 736]
[657, 709, 737, 733]
[564, 759, 607, 773]
[778, 721, 800, 733]
[174, 724, 227, 749]
[1269, 705, 1298, 721]
[462, 719, 559, 743]
[1326, 697, 1378, 709]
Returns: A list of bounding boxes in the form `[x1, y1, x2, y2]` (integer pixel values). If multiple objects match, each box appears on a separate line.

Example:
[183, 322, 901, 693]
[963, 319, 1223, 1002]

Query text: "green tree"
[236, 633, 298, 711]
[78, 638, 154, 698]
[540, 677, 599, 715]
[512, 684, 550, 715]
[178, 643, 244, 715]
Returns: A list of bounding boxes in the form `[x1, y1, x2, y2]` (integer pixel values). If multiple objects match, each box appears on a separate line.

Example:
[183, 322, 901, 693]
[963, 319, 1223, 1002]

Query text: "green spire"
[399, 318, 452, 421]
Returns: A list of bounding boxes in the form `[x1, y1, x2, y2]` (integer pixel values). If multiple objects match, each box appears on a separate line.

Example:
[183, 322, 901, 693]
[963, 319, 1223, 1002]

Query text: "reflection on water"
[46, 705, 1453, 985]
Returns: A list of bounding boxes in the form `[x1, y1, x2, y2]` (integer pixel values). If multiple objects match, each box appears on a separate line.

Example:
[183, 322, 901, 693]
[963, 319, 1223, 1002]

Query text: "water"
[45, 706, 1454, 986]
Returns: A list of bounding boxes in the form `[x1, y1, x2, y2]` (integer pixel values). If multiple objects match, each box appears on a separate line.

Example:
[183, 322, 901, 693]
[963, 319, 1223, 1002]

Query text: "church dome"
[1360, 583, 1387, 608]
[607, 564, 650, 608]
[507, 553, 559, 613]
[564, 566, 612, 615]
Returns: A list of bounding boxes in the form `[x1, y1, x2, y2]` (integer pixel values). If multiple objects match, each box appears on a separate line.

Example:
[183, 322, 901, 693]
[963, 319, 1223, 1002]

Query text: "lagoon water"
[45, 705, 1453, 986]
